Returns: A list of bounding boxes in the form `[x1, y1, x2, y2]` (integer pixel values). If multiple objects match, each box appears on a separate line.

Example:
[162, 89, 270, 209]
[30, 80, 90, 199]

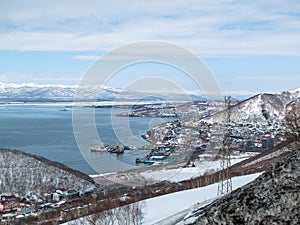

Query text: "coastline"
[0, 100, 172, 107]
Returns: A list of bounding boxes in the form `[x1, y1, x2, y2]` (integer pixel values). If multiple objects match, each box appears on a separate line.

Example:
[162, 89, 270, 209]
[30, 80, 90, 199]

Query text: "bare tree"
[285, 99, 300, 141]
[69, 201, 145, 225]
[130, 201, 144, 225]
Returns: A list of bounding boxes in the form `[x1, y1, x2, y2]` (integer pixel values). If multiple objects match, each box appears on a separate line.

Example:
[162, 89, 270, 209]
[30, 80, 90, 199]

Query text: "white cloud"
[72, 55, 100, 60]
[0, 0, 299, 57]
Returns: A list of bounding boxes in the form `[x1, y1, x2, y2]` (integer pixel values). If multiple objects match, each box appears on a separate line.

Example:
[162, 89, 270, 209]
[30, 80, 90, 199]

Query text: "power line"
[217, 96, 233, 196]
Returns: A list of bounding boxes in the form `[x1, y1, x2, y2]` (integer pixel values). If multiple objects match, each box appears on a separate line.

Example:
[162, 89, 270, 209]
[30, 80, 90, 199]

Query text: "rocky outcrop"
[180, 144, 300, 225]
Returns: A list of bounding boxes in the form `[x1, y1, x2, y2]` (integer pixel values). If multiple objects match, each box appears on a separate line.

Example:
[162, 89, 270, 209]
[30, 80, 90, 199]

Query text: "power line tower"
[217, 96, 233, 196]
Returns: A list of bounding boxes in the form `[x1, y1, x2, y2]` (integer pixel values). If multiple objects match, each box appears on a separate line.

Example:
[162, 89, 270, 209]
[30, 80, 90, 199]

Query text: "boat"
[143, 159, 155, 165]
[136, 157, 145, 163]
[90, 145, 107, 152]
[59, 108, 68, 112]
[108, 145, 125, 154]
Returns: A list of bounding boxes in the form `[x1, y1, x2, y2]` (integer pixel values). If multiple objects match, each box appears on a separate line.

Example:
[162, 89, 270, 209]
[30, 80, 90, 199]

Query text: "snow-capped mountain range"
[0, 82, 206, 102]
[0, 82, 122, 102]
[0, 83, 299, 117]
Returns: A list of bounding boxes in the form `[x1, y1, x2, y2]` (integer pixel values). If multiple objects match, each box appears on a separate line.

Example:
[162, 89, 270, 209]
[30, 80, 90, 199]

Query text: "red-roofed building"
[0, 195, 17, 202]
[0, 200, 19, 212]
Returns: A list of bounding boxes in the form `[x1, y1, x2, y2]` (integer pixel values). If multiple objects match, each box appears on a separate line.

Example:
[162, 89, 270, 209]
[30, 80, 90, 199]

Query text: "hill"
[205, 88, 300, 124]
[0, 148, 96, 197]
[178, 142, 300, 225]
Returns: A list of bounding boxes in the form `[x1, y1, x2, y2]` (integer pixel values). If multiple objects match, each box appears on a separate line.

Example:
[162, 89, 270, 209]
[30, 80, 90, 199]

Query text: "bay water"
[0, 105, 172, 175]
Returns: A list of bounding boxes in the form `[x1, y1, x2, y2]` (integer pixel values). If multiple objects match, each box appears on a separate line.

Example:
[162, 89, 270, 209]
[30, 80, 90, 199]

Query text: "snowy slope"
[142, 173, 261, 225]
[287, 87, 300, 99]
[178, 148, 299, 225]
[0, 148, 96, 197]
[140, 153, 255, 183]
[63, 173, 261, 225]
[206, 89, 300, 124]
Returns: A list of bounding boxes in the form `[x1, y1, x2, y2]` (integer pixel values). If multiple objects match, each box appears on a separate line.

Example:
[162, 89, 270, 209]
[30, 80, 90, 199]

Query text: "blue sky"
[0, 0, 300, 96]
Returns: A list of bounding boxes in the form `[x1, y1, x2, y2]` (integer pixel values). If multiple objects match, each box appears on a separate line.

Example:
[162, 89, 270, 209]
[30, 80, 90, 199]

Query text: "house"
[56, 188, 67, 195]
[262, 138, 274, 149]
[51, 193, 62, 202]
[0, 200, 19, 212]
[17, 208, 33, 215]
[43, 193, 52, 201]
[65, 190, 80, 200]
[51, 189, 80, 201]
[1, 195, 17, 202]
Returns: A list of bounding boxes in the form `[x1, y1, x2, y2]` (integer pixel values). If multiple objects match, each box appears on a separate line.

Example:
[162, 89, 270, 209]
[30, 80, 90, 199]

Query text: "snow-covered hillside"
[140, 153, 255, 183]
[286, 87, 300, 100]
[63, 173, 261, 225]
[206, 89, 300, 124]
[0, 148, 96, 197]
[178, 146, 299, 225]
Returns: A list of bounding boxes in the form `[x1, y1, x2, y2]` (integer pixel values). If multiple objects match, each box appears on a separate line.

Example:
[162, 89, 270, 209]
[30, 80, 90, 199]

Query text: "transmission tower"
[217, 96, 233, 196]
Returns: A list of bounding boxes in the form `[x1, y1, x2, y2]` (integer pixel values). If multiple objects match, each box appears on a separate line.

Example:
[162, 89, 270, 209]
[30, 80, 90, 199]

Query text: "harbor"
[135, 145, 177, 164]
[90, 144, 182, 165]
[90, 145, 128, 154]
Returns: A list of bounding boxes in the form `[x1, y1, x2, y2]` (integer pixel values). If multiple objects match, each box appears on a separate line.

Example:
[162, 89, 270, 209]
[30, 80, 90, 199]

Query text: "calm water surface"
[0, 105, 173, 174]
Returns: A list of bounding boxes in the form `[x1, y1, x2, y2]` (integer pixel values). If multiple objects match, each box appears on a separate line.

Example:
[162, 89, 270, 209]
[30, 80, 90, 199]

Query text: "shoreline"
[90, 150, 259, 189]
[0, 100, 188, 107]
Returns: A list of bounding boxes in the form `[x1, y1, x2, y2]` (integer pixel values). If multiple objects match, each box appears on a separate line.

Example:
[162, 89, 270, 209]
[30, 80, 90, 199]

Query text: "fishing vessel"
[90, 145, 108, 152]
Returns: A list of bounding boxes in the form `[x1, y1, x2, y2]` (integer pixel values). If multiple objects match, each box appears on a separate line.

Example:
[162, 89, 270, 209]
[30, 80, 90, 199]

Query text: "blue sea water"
[0, 105, 173, 175]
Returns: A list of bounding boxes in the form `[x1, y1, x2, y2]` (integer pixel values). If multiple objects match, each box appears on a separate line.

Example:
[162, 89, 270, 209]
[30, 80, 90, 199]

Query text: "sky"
[0, 0, 300, 96]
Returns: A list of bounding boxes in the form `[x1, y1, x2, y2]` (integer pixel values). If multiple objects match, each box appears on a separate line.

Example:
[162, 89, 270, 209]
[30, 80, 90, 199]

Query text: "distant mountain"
[0, 82, 207, 103]
[0, 82, 298, 106]
[0, 82, 120, 102]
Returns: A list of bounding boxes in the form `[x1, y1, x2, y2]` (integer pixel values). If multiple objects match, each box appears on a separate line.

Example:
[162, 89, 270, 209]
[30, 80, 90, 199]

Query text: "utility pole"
[217, 96, 233, 196]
